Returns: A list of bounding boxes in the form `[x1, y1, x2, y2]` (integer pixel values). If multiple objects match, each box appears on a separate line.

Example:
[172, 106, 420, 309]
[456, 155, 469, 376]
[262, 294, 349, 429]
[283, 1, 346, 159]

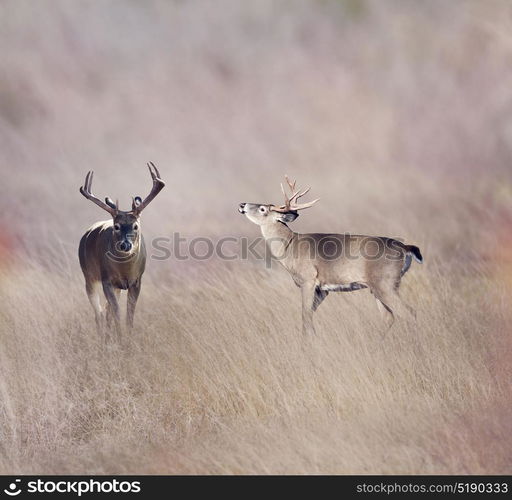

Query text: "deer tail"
[406, 245, 423, 264]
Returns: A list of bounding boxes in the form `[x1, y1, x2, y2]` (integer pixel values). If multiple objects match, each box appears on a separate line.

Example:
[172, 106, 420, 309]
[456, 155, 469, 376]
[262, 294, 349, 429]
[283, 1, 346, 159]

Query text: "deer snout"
[239, 203, 247, 214]
[119, 241, 133, 252]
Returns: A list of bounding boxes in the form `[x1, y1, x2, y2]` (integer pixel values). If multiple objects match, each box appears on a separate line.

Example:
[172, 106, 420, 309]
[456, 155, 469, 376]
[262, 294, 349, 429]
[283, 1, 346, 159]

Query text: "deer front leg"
[102, 280, 121, 337]
[301, 281, 317, 335]
[106, 288, 120, 328]
[127, 278, 141, 331]
[86, 281, 103, 332]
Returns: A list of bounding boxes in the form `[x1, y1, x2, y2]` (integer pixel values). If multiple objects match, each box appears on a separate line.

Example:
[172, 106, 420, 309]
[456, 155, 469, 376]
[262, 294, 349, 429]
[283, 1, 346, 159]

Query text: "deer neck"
[260, 222, 295, 259]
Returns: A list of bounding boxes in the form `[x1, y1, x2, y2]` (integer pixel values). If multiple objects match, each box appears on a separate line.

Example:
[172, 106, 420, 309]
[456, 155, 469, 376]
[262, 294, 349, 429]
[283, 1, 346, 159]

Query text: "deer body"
[79, 220, 147, 290]
[78, 164, 164, 334]
[240, 177, 422, 335]
[79, 219, 147, 331]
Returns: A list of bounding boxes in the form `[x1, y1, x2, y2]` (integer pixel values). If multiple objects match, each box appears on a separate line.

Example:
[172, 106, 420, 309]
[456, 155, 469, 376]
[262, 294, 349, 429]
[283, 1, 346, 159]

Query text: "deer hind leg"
[86, 281, 104, 331]
[373, 284, 415, 328]
[394, 281, 416, 319]
[375, 296, 395, 329]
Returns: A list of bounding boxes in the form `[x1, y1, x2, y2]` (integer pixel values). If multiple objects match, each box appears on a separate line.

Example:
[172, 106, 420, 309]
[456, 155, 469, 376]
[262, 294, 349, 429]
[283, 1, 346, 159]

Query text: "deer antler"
[79, 171, 117, 216]
[132, 162, 165, 214]
[272, 175, 319, 212]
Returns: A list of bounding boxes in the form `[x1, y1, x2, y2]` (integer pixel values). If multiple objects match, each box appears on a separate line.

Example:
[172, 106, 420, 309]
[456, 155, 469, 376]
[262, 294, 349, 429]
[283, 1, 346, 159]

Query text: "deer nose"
[120, 241, 132, 252]
[239, 203, 246, 214]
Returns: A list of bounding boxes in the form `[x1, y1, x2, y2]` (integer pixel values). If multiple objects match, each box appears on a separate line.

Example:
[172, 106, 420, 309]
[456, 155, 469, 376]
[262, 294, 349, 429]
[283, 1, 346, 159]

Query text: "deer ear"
[105, 197, 117, 210]
[132, 196, 142, 211]
[277, 211, 299, 223]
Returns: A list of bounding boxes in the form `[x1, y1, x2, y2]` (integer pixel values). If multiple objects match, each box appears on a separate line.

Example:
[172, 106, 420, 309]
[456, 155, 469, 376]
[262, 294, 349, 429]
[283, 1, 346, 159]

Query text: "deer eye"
[114, 224, 121, 231]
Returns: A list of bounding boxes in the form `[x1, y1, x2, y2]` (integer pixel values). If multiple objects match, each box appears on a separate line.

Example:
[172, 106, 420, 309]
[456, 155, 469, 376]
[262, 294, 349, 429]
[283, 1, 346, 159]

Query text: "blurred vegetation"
[0, 0, 511, 475]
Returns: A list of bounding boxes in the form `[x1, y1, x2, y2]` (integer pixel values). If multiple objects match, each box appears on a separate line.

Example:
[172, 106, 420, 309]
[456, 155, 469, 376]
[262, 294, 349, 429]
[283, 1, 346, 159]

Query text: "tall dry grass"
[0, 0, 511, 473]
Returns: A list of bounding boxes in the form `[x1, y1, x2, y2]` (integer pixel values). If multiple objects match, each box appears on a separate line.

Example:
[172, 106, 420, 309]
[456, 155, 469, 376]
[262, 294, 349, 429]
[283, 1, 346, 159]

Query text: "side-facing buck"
[239, 177, 422, 335]
[79, 163, 165, 334]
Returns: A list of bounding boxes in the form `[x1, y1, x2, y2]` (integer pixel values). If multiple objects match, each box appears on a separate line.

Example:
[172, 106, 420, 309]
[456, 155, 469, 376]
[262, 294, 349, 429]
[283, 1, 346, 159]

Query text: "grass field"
[0, 0, 511, 474]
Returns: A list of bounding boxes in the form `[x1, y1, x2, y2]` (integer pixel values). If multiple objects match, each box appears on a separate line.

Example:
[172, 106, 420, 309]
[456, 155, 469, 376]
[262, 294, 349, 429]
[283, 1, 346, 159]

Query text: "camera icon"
[3, 479, 21, 496]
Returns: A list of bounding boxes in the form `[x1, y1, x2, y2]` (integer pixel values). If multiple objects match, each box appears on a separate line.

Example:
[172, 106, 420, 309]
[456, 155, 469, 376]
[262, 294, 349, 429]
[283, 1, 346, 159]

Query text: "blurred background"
[1, 0, 511, 261]
[1, 0, 512, 474]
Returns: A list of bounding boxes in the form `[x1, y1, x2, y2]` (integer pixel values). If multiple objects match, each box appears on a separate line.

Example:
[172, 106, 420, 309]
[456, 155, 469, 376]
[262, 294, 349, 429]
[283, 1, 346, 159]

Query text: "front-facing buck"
[239, 177, 423, 335]
[78, 163, 165, 334]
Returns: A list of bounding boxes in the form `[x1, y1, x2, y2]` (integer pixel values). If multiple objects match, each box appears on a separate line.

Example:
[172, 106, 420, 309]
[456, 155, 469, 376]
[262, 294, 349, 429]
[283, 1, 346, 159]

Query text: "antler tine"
[284, 175, 296, 193]
[79, 170, 117, 216]
[88, 171, 95, 193]
[289, 186, 319, 210]
[280, 175, 304, 209]
[289, 186, 311, 204]
[134, 162, 165, 214]
[148, 161, 162, 179]
[84, 170, 92, 193]
[147, 162, 154, 179]
[280, 183, 290, 206]
[273, 176, 319, 212]
[297, 186, 311, 198]
[291, 198, 320, 210]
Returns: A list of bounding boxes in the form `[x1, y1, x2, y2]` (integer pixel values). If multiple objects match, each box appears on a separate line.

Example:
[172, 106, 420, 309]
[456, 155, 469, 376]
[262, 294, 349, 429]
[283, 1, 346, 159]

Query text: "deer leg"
[106, 288, 121, 327]
[102, 281, 121, 337]
[86, 281, 103, 331]
[127, 278, 141, 331]
[395, 296, 416, 320]
[394, 283, 417, 319]
[375, 297, 395, 329]
[373, 286, 414, 327]
[387, 284, 416, 321]
[301, 281, 317, 335]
